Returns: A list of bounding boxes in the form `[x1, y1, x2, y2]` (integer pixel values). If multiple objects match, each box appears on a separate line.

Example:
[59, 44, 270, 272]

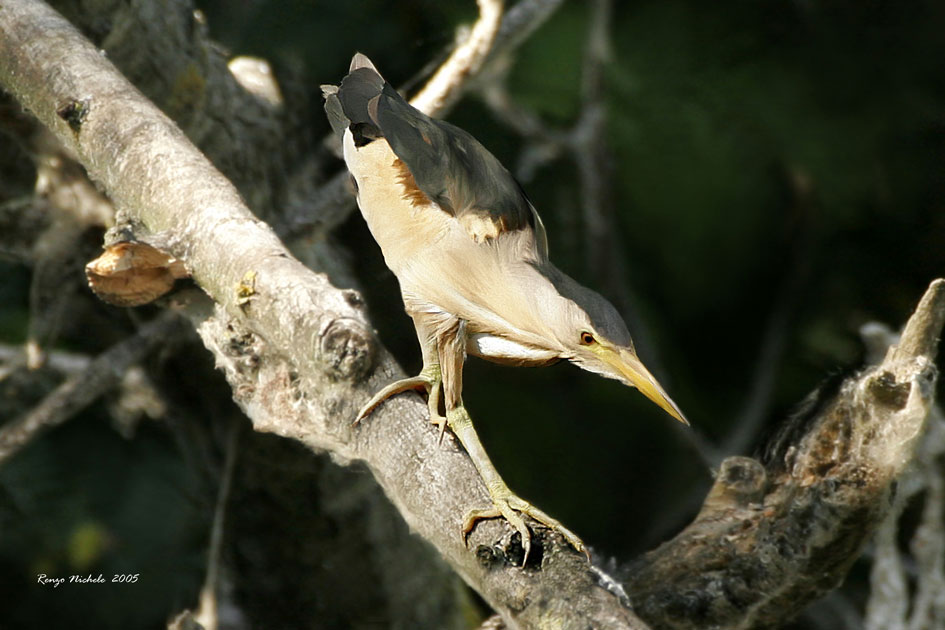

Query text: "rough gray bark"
[0, 1, 941, 629]
[624, 282, 944, 629]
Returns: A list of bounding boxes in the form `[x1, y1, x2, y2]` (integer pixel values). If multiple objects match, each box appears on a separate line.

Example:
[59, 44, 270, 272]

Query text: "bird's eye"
[580, 331, 595, 345]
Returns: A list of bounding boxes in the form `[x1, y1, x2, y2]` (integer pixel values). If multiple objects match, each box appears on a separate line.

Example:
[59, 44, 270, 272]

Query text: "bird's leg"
[448, 407, 585, 561]
[355, 318, 445, 427]
[416, 318, 447, 432]
[437, 320, 585, 564]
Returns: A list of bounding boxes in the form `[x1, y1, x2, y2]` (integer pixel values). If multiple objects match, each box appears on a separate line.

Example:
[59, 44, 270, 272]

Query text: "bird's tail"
[320, 83, 348, 141]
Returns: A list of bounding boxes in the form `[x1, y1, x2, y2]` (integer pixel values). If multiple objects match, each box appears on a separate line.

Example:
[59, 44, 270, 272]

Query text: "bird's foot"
[355, 363, 443, 426]
[444, 405, 585, 565]
[462, 485, 586, 565]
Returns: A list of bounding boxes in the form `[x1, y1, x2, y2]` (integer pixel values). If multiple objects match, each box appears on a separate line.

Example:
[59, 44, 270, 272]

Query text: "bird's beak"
[599, 347, 689, 425]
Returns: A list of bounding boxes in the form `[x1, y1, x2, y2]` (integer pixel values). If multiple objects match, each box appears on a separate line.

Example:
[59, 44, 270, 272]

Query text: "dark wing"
[334, 54, 548, 256]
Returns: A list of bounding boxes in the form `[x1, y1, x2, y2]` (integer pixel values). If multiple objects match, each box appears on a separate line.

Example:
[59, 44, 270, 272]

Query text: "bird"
[323, 53, 687, 562]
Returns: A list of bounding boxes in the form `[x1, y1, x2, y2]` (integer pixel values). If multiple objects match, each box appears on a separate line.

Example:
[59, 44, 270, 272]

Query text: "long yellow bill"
[604, 348, 689, 425]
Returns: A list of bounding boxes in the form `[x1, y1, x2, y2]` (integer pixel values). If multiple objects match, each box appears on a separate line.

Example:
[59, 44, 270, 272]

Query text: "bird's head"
[546, 270, 689, 425]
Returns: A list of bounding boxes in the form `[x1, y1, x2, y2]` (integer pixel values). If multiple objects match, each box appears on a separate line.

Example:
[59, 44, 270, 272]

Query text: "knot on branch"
[317, 317, 375, 382]
[867, 370, 911, 410]
[222, 326, 262, 383]
[699, 456, 767, 517]
[56, 97, 90, 134]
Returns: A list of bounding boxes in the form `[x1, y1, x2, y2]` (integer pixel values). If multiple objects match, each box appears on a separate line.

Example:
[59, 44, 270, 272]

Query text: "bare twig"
[409, 0, 504, 116]
[0, 343, 90, 379]
[488, 0, 565, 62]
[907, 438, 945, 630]
[865, 492, 910, 630]
[194, 417, 242, 630]
[0, 311, 184, 464]
[575, 0, 611, 280]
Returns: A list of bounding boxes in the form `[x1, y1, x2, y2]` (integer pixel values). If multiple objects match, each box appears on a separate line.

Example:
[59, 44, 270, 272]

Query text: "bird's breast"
[344, 130, 559, 355]
[344, 131, 452, 274]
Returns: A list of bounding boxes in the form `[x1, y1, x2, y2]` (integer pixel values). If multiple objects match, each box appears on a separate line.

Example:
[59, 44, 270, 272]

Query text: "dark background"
[1, 0, 943, 627]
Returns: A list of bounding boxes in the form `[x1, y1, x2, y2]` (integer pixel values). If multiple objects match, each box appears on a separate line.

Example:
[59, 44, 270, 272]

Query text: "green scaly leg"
[446, 405, 586, 564]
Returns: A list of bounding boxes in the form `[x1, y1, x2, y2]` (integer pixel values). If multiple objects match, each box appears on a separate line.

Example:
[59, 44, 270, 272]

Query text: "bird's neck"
[494, 260, 576, 352]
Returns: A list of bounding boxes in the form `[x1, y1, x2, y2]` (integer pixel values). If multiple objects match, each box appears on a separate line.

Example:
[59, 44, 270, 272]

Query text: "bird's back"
[325, 54, 548, 258]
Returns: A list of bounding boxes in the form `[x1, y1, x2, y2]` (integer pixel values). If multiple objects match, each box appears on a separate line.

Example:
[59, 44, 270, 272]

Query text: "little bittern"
[324, 54, 687, 561]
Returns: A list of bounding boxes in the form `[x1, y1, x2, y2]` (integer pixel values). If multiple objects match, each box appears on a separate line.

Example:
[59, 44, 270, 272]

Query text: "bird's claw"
[355, 364, 442, 424]
[462, 491, 586, 565]
[355, 376, 430, 424]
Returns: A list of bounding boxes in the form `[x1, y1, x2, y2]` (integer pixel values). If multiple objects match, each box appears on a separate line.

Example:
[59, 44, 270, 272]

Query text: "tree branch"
[624, 279, 944, 630]
[409, 0, 504, 116]
[862, 322, 945, 630]
[0, 310, 184, 463]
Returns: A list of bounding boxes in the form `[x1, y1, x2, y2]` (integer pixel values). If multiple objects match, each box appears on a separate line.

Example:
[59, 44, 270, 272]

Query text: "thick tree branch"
[50, 0, 309, 226]
[624, 279, 943, 629]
